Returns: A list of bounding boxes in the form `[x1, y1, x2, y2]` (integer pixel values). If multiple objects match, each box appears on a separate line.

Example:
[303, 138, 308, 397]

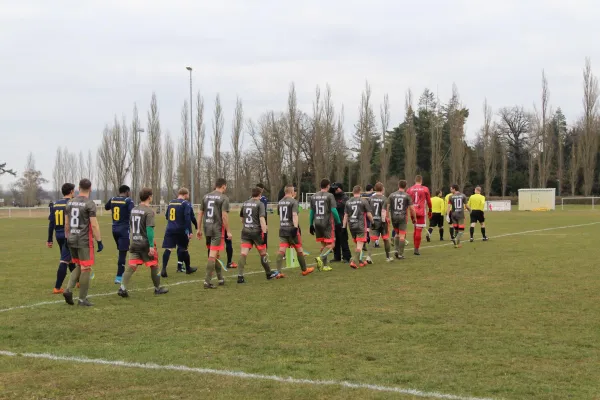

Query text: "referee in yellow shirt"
[426, 190, 446, 241]
[467, 186, 488, 242]
[444, 190, 454, 240]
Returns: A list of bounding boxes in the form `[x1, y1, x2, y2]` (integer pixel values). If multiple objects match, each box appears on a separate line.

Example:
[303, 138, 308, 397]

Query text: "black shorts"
[429, 213, 444, 228]
[113, 228, 130, 251]
[162, 232, 189, 250]
[470, 210, 485, 224]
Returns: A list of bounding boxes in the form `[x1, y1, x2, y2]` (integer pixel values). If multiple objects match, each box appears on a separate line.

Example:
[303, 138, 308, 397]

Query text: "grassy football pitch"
[1, 209, 599, 399]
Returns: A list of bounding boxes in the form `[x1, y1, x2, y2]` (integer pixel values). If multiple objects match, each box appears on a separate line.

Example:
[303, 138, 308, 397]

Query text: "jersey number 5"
[206, 201, 215, 218]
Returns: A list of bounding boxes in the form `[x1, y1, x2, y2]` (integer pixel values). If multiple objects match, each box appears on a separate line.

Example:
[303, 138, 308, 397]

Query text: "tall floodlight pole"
[186, 66, 194, 205]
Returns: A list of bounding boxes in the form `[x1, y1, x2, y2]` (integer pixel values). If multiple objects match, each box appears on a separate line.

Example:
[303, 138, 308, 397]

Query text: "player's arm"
[127, 198, 134, 212]
[367, 211, 374, 224]
[331, 197, 341, 225]
[196, 210, 204, 239]
[222, 198, 232, 239]
[90, 217, 102, 242]
[64, 212, 70, 239]
[259, 203, 268, 233]
[47, 206, 55, 245]
[184, 203, 192, 236]
[342, 212, 348, 229]
[104, 198, 111, 211]
[260, 216, 267, 233]
[292, 211, 299, 229]
[409, 205, 417, 223]
[190, 207, 198, 230]
[381, 206, 387, 222]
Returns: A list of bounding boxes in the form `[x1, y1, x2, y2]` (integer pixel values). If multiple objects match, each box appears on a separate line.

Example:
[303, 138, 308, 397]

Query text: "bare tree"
[501, 142, 508, 197]
[379, 94, 391, 185]
[78, 151, 87, 182]
[212, 94, 224, 182]
[194, 91, 206, 200]
[569, 129, 580, 196]
[403, 89, 417, 184]
[286, 83, 303, 189]
[334, 105, 346, 183]
[497, 106, 531, 172]
[354, 81, 377, 186]
[177, 100, 191, 189]
[448, 84, 467, 188]
[130, 103, 142, 198]
[580, 58, 599, 195]
[231, 97, 244, 201]
[147, 93, 162, 203]
[248, 111, 285, 196]
[96, 148, 109, 202]
[163, 132, 176, 198]
[535, 70, 553, 187]
[554, 109, 566, 195]
[430, 97, 444, 191]
[310, 85, 324, 187]
[482, 99, 496, 196]
[52, 147, 64, 198]
[101, 115, 130, 192]
[12, 153, 47, 206]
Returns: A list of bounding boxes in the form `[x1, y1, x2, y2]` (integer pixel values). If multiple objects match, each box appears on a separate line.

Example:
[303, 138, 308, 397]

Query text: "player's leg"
[276, 240, 288, 274]
[479, 213, 487, 240]
[118, 252, 139, 298]
[180, 235, 197, 274]
[161, 233, 175, 277]
[396, 221, 408, 258]
[438, 215, 444, 241]
[237, 238, 252, 282]
[426, 216, 434, 242]
[295, 240, 314, 275]
[54, 261, 68, 294]
[469, 212, 476, 242]
[392, 222, 401, 258]
[454, 218, 465, 247]
[258, 245, 280, 279]
[413, 216, 424, 255]
[225, 233, 236, 268]
[75, 246, 94, 306]
[205, 236, 225, 287]
[114, 231, 129, 284]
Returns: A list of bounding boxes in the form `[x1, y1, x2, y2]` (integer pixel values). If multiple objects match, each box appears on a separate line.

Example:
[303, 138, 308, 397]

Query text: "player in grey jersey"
[197, 178, 231, 289]
[343, 186, 374, 268]
[369, 182, 392, 261]
[63, 179, 103, 307]
[276, 184, 314, 276]
[118, 188, 168, 298]
[235, 187, 282, 283]
[387, 180, 415, 259]
[309, 179, 342, 271]
[446, 184, 470, 248]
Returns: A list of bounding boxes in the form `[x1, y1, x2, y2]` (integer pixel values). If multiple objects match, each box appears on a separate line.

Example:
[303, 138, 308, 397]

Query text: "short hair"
[79, 179, 92, 191]
[215, 178, 227, 189]
[251, 187, 262, 198]
[365, 184, 374, 192]
[399, 180, 407, 189]
[415, 175, 423, 183]
[320, 179, 330, 189]
[475, 186, 482, 193]
[353, 185, 362, 194]
[374, 182, 384, 192]
[451, 184, 460, 191]
[61, 183, 75, 196]
[436, 189, 443, 196]
[139, 187, 153, 202]
[119, 185, 130, 194]
[256, 183, 265, 190]
[178, 187, 189, 196]
[284, 184, 295, 194]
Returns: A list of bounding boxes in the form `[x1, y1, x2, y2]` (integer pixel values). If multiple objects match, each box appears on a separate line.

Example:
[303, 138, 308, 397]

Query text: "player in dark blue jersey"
[161, 188, 197, 277]
[47, 183, 76, 294]
[104, 185, 135, 284]
[256, 184, 269, 250]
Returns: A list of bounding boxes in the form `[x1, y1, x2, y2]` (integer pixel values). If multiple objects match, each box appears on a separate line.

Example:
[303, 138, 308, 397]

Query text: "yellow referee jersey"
[468, 193, 486, 211]
[444, 193, 452, 213]
[431, 196, 445, 214]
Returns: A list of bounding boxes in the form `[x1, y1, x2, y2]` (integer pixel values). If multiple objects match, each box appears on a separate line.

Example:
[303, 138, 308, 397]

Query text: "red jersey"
[407, 184, 432, 217]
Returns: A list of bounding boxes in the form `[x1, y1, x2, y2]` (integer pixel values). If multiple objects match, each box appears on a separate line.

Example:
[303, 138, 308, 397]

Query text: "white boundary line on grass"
[1, 221, 598, 314]
[0, 350, 496, 400]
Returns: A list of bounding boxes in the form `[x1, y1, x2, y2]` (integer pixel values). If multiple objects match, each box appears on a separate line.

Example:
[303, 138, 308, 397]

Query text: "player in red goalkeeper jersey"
[406, 175, 432, 255]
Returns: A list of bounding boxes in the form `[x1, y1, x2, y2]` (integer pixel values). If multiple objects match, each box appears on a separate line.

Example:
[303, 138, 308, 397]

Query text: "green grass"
[1, 210, 600, 399]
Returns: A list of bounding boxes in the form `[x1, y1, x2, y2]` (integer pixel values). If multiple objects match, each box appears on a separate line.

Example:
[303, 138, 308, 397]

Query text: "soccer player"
[407, 175, 432, 256]
[344, 186, 374, 268]
[104, 185, 134, 284]
[369, 182, 392, 261]
[388, 180, 416, 259]
[161, 188, 197, 277]
[236, 188, 282, 283]
[309, 179, 341, 271]
[360, 184, 375, 262]
[197, 178, 231, 289]
[426, 189, 445, 241]
[118, 188, 168, 298]
[446, 184, 470, 248]
[445, 190, 454, 240]
[256, 184, 269, 249]
[63, 179, 103, 307]
[468, 186, 488, 242]
[47, 182, 76, 294]
[276, 184, 314, 276]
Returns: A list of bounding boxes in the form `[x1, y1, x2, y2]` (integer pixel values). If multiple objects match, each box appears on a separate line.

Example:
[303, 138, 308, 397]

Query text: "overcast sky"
[1, 0, 599, 192]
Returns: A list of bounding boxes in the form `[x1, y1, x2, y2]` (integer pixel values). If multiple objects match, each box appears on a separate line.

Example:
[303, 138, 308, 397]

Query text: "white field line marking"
[0, 350, 497, 400]
[1, 221, 598, 314]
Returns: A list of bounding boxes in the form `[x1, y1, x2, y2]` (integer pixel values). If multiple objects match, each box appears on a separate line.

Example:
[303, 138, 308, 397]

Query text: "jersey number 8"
[70, 208, 80, 228]
[169, 208, 176, 221]
[113, 207, 120, 221]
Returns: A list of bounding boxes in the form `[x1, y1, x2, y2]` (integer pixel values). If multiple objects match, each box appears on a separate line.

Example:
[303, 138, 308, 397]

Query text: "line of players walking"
[47, 176, 489, 306]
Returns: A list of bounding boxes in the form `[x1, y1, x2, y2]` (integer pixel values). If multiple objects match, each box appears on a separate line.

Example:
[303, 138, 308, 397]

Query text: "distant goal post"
[518, 188, 556, 211]
[560, 197, 600, 210]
